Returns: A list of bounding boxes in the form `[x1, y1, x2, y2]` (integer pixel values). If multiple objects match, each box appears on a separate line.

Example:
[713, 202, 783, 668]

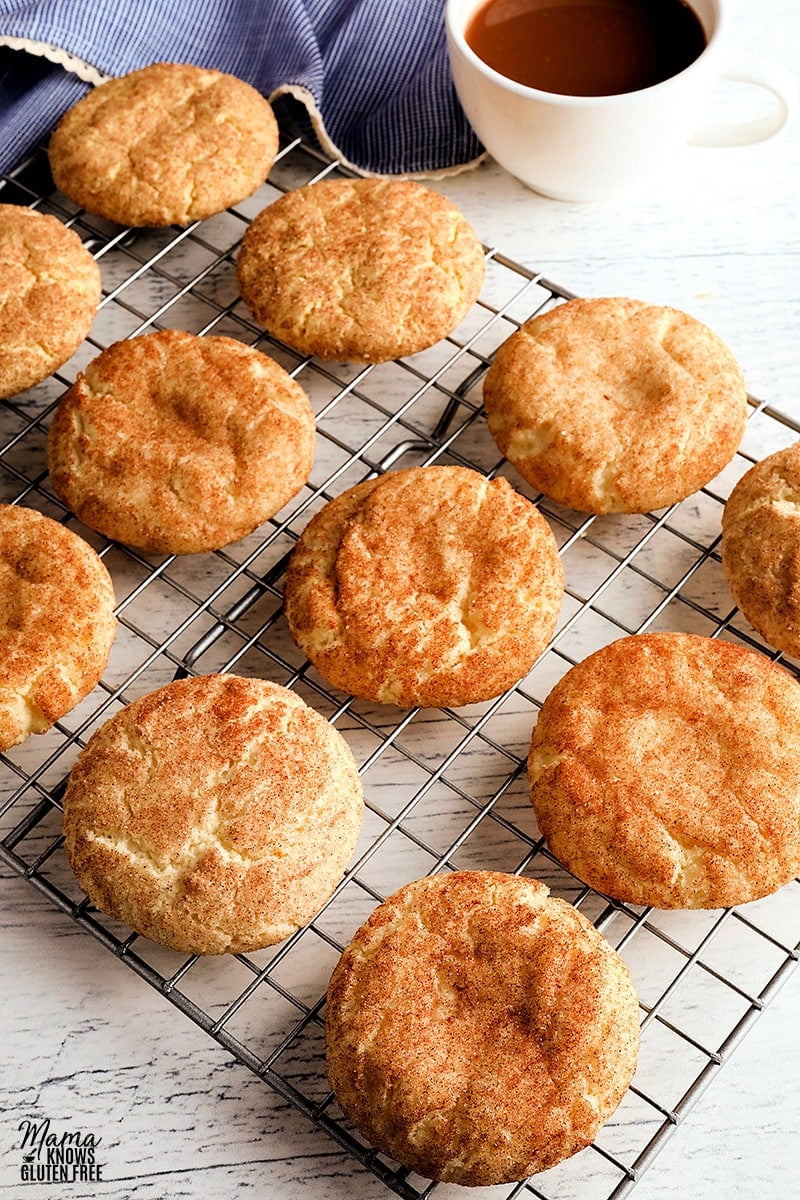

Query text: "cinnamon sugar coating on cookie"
[283, 466, 564, 708]
[62, 674, 364, 954]
[722, 441, 800, 658]
[0, 204, 101, 400]
[529, 632, 800, 908]
[0, 504, 116, 751]
[236, 178, 486, 362]
[48, 62, 278, 227]
[483, 297, 747, 514]
[325, 871, 639, 1185]
[46, 329, 315, 554]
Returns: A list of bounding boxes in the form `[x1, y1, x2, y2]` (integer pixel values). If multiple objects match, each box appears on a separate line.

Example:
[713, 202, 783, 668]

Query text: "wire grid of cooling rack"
[2, 133, 800, 1200]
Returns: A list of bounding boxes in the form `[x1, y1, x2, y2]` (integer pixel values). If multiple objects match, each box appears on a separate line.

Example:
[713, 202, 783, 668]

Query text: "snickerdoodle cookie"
[325, 870, 640, 1185]
[283, 466, 564, 708]
[236, 178, 486, 362]
[483, 297, 748, 514]
[46, 329, 315, 554]
[48, 62, 279, 227]
[722, 441, 800, 658]
[0, 504, 116, 752]
[0, 204, 101, 400]
[62, 674, 364, 954]
[528, 632, 800, 909]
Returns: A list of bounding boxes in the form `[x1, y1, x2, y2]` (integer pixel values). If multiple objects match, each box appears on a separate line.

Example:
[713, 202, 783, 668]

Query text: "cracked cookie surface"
[0, 204, 101, 400]
[283, 465, 564, 708]
[46, 328, 315, 554]
[483, 297, 748, 514]
[528, 631, 800, 908]
[48, 62, 279, 227]
[236, 178, 486, 362]
[325, 870, 639, 1185]
[722, 441, 800, 658]
[0, 504, 116, 751]
[62, 673, 364, 954]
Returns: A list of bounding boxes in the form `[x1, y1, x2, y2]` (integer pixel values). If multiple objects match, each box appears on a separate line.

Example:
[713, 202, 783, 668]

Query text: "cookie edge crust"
[283, 467, 564, 708]
[528, 631, 800, 909]
[61, 674, 364, 954]
[325, 870, 640, 1185]
[483, 297, 748, 515]
[0, 504, 117, 751]
[48, 62, 280, 227]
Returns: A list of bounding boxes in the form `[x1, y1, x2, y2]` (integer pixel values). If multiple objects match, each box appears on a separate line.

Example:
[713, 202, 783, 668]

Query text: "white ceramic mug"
[445, 0, 798, 201]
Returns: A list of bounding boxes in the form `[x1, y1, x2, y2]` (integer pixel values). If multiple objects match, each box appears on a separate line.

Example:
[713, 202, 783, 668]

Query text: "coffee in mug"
[465, 0, 708, 96]
[445, 0, 798, 201]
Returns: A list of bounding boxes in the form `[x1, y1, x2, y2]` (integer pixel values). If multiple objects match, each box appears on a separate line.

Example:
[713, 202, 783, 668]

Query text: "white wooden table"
[2, 1, 799, 1196]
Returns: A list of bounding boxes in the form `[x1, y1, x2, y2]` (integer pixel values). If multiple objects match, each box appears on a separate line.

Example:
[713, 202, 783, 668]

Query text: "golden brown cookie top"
[62, 674, 364, 954]
[0, 203, 101, 400]
[46, 329, 315, 554]
[483, 297, 748, 514]
[0, 504, 116, 751]
[528, 631, 800, 908]
[236, 178, 486, 362]
[325, 870, 640, 1185]
[283, 465, 564, 707]
[48, 62, 279, 227]
[722, 441, 800, 658]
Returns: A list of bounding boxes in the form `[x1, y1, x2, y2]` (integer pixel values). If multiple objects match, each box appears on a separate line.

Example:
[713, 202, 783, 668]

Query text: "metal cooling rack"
[2, 134, 799, 1200]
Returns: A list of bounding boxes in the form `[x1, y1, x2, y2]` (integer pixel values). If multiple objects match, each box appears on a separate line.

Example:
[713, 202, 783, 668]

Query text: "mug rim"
[444, 0, 726, 106]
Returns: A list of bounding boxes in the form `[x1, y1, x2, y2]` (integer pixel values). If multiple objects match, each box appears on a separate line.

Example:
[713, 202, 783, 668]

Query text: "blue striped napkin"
[0, 0, 484, 177]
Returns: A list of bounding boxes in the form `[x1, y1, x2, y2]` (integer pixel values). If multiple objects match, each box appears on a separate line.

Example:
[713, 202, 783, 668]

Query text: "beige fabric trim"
[0, 36, 109, 85]
[1, 40, 484, 179]
[269, 81, 485, 180]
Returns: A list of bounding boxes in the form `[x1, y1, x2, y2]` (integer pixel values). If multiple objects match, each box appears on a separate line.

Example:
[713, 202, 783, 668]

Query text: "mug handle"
[691, 57, 799, 147]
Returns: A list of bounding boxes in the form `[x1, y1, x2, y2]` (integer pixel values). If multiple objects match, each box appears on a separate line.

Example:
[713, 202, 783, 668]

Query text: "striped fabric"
[0, 0, 484, 177]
